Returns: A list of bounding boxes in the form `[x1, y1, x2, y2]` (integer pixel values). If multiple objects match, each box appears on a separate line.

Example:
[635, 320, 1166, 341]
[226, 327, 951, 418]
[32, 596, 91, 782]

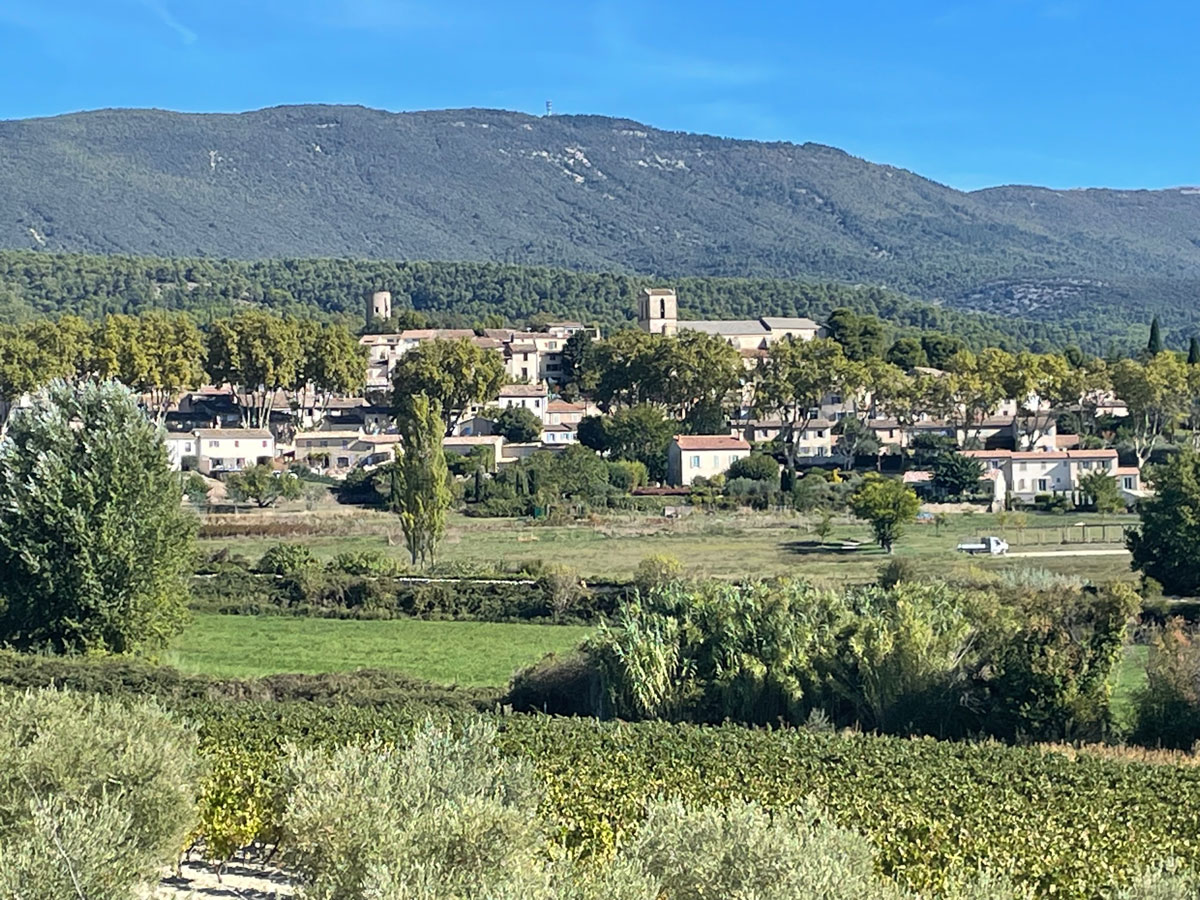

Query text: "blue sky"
[0, 0, 1194, 190]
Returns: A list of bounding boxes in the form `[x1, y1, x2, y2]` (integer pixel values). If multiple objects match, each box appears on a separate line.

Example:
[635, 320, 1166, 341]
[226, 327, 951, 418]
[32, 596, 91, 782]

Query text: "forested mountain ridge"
[3, 104, 1199, 343]
[0, 251, 1088, 352]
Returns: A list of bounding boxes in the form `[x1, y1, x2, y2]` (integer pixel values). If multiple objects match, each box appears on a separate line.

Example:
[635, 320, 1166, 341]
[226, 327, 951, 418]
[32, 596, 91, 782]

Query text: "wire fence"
[1001, 524, 1132, 546]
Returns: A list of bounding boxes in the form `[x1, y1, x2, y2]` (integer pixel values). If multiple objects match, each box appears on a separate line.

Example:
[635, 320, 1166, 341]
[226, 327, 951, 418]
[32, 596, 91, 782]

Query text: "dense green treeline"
[0, 250, 1105, 351]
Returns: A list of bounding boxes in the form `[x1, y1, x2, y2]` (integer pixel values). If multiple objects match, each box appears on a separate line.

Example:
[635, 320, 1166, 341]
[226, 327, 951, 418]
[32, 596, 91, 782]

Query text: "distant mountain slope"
[3, 104, 1199, 338]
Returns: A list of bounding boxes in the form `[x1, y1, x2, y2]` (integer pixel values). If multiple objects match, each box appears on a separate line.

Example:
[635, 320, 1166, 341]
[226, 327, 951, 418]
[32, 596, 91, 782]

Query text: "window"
[261, 440, 268, 448]
[690, 455, 701, 468]
[234, 440, 240, 448]
[321, 440, 329, 448]
[1018, 479, 1026, 490]
[209, 440, 218, 448]
[548, 341, 557, 349]
[1037, 478, 1048, 491]
[1123, 476, 1134, 490]
[341, 441, 349, 449]
[1018, 462, 1027, 472]
[1080, 460, 1092, 470]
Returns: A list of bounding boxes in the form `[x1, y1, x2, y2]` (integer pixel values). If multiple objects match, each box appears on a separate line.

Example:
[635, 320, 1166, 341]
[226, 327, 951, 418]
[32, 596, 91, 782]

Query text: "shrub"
[0, 689, 201, 898]
[1112, 861, 1200, 899]
[633, 555, 684, 594]
[326, 550, 405, 577]
[506, 651, 605, 716]
[255, 542, 319, 575]
[983, 582, 1141, 742]
[183, 470, 210, 505]
[622, 797, 910, 900]
[607, 460, 649, 493]
[727, 453, 781, 483]
[463, 497, 532, 518]
[877, 557, 918, 588]
[1133, 619, 1200, 749]
[539, 566, 592, 621]
[281, 720, 549, 900]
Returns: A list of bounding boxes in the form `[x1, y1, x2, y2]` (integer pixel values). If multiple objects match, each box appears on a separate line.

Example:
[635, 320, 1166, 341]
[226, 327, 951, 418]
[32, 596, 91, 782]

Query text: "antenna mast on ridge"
[545, 100, 553, 117]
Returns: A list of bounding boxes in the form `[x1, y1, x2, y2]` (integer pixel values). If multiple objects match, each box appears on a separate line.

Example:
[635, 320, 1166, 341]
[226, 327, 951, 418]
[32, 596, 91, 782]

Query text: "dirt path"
[151, 858, 293, 900]
[1005, 548, 1130, 558]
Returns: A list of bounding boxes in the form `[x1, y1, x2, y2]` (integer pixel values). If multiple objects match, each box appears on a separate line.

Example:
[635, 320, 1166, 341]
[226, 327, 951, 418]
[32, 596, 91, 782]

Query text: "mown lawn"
[166, 613, 592, 685]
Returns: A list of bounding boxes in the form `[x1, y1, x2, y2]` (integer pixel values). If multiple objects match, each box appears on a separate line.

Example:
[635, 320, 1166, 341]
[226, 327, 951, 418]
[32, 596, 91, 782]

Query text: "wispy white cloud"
[139, 0, 197, 44]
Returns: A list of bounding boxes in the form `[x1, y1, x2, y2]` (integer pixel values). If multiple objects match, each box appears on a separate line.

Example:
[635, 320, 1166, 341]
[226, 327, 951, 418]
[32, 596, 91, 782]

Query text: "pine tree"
[1187, 336, 1199, 365]
[1148, 317, 1164, 355]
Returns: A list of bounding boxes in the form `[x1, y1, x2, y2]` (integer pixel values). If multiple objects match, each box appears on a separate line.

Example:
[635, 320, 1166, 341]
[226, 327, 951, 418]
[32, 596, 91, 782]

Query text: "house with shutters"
[194, 429, 275, 474]
[960, 448, 1122, 502]
[667, 434, 752, 486]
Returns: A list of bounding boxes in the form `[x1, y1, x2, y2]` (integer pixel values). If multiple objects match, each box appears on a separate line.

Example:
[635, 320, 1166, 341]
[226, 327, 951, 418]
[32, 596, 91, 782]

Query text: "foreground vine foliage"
[188, 703, 1200, 899]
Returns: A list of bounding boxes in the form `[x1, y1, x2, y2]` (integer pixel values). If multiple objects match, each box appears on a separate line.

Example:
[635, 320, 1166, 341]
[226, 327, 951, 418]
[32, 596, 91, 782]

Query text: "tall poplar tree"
[390, 394, 452, 567]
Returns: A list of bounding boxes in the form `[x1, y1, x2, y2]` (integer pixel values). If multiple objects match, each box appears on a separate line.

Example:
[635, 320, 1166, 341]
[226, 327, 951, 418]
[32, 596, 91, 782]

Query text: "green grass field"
[166, 613, 592, 685]
[199, 509, 1139, 584]
[167, 613, 1149, 730]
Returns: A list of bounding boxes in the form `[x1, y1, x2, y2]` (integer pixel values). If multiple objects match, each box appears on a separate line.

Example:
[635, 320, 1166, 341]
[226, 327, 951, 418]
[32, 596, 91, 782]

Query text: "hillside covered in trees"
[0, 251, 1116, 352]
[3, 105, 1200, 343]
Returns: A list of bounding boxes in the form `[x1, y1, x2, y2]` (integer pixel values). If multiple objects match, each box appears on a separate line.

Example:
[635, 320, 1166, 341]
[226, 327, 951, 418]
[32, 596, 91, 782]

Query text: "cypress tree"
[1188, 337, 1200, 365]
[1148, 317, 1164, 355]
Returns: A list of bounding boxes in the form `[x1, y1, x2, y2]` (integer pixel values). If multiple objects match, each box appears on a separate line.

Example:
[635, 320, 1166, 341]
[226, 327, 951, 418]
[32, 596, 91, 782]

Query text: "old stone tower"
[637, 287, 677, 335]
[367, 290, 393, 325]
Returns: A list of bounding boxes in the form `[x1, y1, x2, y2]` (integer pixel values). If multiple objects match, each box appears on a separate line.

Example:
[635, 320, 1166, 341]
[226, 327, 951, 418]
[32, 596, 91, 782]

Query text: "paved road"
[1005, 548, 1129, 559]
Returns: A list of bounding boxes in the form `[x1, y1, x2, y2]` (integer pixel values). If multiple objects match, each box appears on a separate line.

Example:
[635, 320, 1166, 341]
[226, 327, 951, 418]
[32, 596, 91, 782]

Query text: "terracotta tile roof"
[674, 434, 751, 451]
[498, 383, 548, 397]
[963, 449, 1118, 461]
[295, 430, 364, 442]
[547, 399, 585, 412]
[195, 429, 273, 439]
[443, 435, 503, 445]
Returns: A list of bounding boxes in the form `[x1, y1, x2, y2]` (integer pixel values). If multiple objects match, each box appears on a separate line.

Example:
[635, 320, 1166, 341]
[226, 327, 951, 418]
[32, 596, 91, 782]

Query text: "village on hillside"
[80, 285, 1149, 509]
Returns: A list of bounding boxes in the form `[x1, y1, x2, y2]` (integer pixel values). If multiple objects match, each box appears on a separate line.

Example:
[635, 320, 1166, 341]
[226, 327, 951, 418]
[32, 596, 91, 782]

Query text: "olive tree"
[0, 379, 195, 652]
[850, 475, 921, 554]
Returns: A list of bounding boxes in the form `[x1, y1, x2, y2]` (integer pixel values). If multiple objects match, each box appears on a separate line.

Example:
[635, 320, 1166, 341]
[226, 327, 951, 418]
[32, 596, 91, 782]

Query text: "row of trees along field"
[0, 248, 1132, 351]
[0, 309, 366, 425]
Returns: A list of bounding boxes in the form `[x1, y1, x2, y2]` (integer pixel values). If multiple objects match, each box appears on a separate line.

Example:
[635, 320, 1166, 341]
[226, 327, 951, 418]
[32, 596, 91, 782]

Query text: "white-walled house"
[164, 433, 197, 472]
[961, 448, 1120, 502]
[541, 423, 578, 445]
[292, 430, 397, 470]
[667, 434, 752, 486]
[495, 383, 549, 419]
[742, 419, 834, 459]
[194, 429, 275, 474]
